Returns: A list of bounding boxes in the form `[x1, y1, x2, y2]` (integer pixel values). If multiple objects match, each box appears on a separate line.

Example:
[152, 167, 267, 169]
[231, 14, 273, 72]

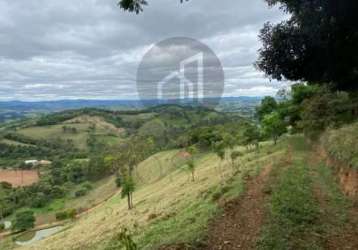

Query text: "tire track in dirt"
[309, 146, 358, 250]
[200, 164, 273, 250]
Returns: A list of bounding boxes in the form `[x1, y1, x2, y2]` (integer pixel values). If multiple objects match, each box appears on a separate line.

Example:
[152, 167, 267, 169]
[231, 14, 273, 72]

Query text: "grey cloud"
[0, 0, 289, 101]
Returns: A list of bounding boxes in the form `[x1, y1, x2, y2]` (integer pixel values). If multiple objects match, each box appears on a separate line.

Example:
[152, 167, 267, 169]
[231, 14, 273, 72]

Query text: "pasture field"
[17, 124, 90, 150]
[16, 116, 124, 150]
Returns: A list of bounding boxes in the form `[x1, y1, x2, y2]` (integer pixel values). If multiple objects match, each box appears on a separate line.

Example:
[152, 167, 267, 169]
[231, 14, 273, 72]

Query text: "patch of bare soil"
[337, 167, 358, 198]
[0, 169, 39, 187]
[198, 164, 273, 250]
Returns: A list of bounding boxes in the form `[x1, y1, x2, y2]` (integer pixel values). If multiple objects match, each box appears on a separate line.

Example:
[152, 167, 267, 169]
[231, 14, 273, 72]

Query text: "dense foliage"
[255, 84, 357, 141]
[257, 0, 358, 91]
[12, 210, 35, 232]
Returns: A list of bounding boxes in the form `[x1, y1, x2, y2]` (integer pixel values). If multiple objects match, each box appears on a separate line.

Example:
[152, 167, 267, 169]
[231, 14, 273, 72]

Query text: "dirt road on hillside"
[200, 164, 273, 250]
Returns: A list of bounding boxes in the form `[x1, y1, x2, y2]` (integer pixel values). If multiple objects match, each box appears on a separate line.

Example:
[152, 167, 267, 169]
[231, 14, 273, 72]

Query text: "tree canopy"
[257, 0, 358, 91]
[118, 0, 188, 14]
[256, 96, 278, 121]
[13, 210, 35, 232]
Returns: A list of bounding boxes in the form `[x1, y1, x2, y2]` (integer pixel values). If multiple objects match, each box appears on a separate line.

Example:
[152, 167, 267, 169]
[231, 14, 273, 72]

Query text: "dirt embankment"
[313, 145, 358, 250]
[317, 146, 358, 200]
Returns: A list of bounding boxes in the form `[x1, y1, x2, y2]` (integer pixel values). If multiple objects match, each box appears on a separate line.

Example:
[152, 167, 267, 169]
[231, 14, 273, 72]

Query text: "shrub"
[30, 192, 47, 208]
[55, 209, 77, 221]
[49, 185, 65, 198]
[0, 181, 12, 189]
[105, 228, 137, 250]
[67, 209, 77, 219]
[115, 176, 122, 187]
[55, 211, 68, 221]
[13, 210, 35, 232]
[75, 188, 87, 197]
[81, 182, 93, 191]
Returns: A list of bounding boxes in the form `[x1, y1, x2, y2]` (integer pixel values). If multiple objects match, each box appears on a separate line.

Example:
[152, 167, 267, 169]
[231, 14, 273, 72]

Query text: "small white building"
[39, 160, 52, 165]
[24, 160, 39, 166]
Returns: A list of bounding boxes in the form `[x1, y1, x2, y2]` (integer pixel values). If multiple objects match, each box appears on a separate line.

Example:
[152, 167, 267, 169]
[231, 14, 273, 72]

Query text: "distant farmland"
[0, 170, 39, 187]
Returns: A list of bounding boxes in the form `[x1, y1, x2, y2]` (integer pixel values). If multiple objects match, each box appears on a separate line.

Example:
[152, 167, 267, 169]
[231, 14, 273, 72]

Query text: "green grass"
[4, 176, 118, 227]
[258, 134, 352, 250]
[17, 124, 90, 150]
[0, 236, 16, 250]
[313, 163, 350, 234]
[96, 134, 123, 146]
[15, 231, 36, 241]
[103, 145, 286, 250]
[0, 139, 33, 147]
[16, 121, 123, 151]
[34, 199, 66, 214]
[258, 160, 322, 250]
[134, 200, 218, 249]
[8, 140, 284, 250]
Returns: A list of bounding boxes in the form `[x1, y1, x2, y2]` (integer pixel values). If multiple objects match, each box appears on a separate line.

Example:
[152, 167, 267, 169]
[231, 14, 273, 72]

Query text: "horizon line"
[0, 96, 268, 103]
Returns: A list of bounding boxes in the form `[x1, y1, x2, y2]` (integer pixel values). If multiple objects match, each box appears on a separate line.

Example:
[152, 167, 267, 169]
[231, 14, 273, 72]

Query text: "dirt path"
[309, 147, 358, 250]
[325, 209, 358, 250]
[201, 164, 273, 250]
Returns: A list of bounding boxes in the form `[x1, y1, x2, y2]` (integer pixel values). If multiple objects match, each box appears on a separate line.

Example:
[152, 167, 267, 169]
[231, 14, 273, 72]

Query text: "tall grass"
[321, 122, 358, 169]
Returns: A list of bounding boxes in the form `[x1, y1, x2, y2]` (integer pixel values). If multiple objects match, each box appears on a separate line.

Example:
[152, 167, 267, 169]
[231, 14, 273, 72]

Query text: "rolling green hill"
[7, 137, 285, 250]
[0, 105, 356, 250]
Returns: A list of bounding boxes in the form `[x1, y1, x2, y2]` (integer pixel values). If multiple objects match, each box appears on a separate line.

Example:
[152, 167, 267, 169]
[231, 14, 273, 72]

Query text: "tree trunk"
[127, 193, 132, 210]
[130, 193, 133, 209]
[255, 142, 260, 152]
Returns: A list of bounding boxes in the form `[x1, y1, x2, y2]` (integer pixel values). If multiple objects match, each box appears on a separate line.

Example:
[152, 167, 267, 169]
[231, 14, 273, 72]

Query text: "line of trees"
[256, 84, 357, 140]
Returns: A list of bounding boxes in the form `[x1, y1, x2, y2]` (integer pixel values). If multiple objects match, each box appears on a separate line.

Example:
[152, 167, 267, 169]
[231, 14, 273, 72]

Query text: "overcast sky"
[0, 0, 289, 101]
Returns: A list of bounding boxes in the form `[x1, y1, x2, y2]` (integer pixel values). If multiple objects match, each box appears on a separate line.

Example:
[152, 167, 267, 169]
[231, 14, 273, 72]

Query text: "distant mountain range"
[0, 97, 262, 122]
[0, 99, 142, 112]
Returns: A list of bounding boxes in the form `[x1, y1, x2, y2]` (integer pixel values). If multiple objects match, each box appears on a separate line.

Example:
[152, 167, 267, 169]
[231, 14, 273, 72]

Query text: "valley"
[0, 101, 356, 250]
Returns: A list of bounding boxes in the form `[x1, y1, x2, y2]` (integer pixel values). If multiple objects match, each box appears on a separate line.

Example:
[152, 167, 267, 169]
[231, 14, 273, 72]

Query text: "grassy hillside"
[0, 127, 356, 250]
[2, 104, 355, 250]
[1, 106, 237, 156]
[16, 116, 124, 151]
[0, 105, 250, 249]
[8, 141, 285, 250]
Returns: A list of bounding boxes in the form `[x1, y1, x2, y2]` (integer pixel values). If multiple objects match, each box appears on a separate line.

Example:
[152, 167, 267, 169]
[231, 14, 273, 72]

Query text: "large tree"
[262, 112, 287, 145]
[257, 0, 358, 91]
[256, 96, 278, 121]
